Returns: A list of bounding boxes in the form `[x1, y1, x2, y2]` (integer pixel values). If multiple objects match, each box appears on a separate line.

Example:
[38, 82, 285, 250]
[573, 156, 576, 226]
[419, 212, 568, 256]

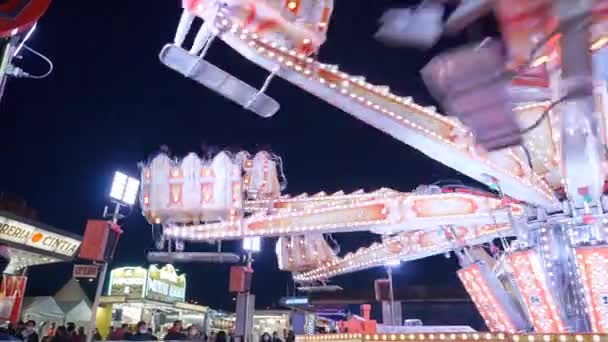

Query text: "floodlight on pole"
[243, 237, 261, 253]
[109, 171, 140, 205]
[88, 171, 139, 342]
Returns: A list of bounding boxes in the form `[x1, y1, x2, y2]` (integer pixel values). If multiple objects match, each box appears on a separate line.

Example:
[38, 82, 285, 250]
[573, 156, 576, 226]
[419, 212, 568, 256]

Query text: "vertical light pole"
[242, 237, 261, 267]
[87, 172, 139, 342]
[238, 237, 260, 342]
[385, 259, 400, 326]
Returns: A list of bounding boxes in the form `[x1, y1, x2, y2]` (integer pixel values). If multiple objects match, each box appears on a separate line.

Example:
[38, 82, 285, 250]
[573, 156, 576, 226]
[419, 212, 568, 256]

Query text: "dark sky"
[1, 0, 476, 310]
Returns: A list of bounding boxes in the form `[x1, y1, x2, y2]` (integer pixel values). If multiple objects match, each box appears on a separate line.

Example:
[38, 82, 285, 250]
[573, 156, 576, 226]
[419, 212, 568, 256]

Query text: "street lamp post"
[237, 237, 261, 342]
[385, 259, 400, 326]
[86, 172, 139, 342]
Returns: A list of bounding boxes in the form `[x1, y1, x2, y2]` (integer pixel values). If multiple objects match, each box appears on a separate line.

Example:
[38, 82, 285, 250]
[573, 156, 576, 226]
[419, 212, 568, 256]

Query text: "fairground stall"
[0, 210, 81, 323]
[96, 264, 209, 338]
[207, 310, 236, 335]
[252, 310, 291, 340]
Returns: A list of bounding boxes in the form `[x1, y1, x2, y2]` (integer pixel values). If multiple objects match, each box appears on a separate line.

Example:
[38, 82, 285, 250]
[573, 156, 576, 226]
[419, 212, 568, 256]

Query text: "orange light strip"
[295, 223, 512, 282]
[295, 332, 606, 342]
[575, 245, 608, 333]
[247, 202, 389, 232]
[507, 249, 566, 332]
[458, 264, 517, 333]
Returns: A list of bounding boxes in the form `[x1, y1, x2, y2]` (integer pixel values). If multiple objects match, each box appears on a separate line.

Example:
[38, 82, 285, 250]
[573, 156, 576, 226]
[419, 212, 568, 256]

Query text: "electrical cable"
[8, 44, 53, 79]
[21, 45, 53, 79]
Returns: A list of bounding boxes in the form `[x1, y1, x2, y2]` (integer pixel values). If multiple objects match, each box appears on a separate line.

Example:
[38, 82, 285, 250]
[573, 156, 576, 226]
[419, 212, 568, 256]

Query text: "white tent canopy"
[54, 279, 92, 327]
[22, 296, 64, 323]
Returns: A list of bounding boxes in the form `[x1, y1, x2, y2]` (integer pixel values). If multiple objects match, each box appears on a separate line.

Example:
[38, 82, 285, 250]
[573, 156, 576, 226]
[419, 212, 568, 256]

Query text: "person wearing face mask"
[127, 322, 157, 341]
[260, 333, 272, 342]
[186, 326, 202, 341]
[18, 321, 38, 342]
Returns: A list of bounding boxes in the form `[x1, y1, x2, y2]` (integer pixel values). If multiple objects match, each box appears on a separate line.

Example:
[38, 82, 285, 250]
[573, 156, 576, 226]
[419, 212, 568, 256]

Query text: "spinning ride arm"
[293, 221, 513, 282]
[159, 187, 523, 241]
[162, 1, 559, 207]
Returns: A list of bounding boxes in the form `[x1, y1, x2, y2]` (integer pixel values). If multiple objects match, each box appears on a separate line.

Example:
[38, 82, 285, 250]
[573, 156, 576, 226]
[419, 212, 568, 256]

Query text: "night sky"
[1, 0, 478, 310]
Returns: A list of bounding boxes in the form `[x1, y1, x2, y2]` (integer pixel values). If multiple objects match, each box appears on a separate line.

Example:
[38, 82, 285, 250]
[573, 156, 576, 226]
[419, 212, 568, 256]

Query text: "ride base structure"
[139, 0, 608, 337]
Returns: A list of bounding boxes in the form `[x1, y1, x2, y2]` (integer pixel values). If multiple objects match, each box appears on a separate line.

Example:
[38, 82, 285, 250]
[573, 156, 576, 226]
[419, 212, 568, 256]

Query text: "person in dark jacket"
[127, 322, 156, 341]
[17, 320, 39, 342]
[51, 327, 69, 342]
[286, 331, 295, 342]
[271, 332, 281, 342]
[214, 332, 226, 342]
[164, 321, 186, 341]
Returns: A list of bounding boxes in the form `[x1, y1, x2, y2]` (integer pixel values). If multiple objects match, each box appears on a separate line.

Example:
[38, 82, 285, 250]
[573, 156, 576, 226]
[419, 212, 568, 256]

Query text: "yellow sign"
[146, 264, 186, 303]
[108, 267, 147, 299]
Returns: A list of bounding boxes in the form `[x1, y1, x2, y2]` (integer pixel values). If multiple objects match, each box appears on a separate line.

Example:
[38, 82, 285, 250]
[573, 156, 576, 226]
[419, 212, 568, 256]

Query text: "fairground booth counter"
[252, 310, 291, 340]
[204, 308, 291, 340]
[207, 311, 235, 334]
[0, 210, 82, 323]
[97, 265, 209, 338]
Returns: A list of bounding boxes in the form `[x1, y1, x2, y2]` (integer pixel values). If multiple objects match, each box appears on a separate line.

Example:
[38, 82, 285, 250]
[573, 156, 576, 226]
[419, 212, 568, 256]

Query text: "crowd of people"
[0, 320, 296, 342]
[0, 320, 102, 342]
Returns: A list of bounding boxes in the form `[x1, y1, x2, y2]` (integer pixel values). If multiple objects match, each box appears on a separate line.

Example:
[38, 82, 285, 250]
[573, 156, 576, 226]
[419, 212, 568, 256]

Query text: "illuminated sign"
[281, 297, 309, 306]
[108, 267, 147, 299]
[73, 264, 98, 279]
[0, 216, 81, 257]
[107, 265, 187, 303]
[146, 264, 186, 303]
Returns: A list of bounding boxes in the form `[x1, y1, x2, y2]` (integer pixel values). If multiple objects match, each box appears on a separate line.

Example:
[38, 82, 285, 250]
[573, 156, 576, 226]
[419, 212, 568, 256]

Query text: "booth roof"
[55, 279, 92, 307]
[22, 296, 64, 319]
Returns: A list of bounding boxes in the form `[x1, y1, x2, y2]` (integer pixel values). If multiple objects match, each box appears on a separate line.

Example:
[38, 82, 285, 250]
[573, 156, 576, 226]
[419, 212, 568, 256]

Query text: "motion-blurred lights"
[110, 171, 140, 205]
[385, 259, 400, 267]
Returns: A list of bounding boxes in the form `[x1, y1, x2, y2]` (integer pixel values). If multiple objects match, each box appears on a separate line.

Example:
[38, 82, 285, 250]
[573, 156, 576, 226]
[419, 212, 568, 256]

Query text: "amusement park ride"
[135, 0, 608, 336]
